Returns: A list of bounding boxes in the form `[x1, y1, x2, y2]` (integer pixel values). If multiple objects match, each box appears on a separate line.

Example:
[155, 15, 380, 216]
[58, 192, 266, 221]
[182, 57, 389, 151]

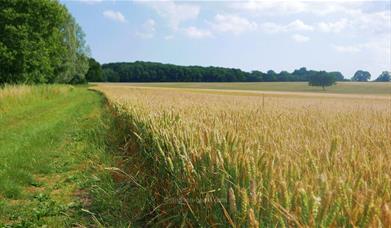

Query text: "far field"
[99, 82, 391, 95]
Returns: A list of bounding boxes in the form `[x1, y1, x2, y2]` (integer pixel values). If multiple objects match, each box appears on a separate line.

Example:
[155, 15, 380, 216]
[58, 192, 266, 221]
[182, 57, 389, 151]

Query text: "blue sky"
[61, 0, 391, 78]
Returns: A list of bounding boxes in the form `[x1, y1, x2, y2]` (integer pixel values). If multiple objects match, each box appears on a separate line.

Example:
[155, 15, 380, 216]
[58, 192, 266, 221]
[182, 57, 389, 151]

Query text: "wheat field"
[96, 84, 391, 227]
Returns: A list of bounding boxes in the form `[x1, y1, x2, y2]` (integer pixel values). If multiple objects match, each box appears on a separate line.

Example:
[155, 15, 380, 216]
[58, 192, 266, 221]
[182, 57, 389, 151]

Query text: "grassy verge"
[0, 85, 145, 227]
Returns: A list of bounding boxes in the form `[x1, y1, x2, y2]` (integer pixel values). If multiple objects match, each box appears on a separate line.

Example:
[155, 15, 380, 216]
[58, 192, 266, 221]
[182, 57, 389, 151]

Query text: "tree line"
[87, 61, 390, 83]
[88, 61, 346, 83]
[0, 0, 89, 85]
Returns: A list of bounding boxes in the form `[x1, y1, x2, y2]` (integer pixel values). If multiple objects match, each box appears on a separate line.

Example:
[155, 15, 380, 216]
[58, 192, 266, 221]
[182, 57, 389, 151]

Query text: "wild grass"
[0, 84, 70, 116]
[0, 85, 135, 226]
[96, 84, 391, 227]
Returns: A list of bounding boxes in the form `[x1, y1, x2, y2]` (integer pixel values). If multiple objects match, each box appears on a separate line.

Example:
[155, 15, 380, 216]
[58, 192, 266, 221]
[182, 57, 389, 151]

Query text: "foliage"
[352, 70, 371, 82]
[0, 0, 89, 85]
[86, 58, 103, 82]
[97, 84, 391, 227]
[102, 68, 120, 82]
[98, 62, 346, 83]
[308, 71, 336, 90]
[56, 14, 90, 84]
[375, 71, 391, 82]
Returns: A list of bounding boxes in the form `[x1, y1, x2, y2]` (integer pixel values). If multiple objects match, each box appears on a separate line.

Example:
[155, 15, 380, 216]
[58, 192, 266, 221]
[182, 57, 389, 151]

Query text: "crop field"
[100, 82, 391, 95]
[96, 83, 391, 227]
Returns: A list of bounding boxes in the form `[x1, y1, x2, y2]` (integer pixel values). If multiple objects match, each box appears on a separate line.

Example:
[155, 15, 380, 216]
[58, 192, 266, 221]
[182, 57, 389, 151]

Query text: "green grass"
[0, 85, 144, 227]
[102, 82, 391, 95]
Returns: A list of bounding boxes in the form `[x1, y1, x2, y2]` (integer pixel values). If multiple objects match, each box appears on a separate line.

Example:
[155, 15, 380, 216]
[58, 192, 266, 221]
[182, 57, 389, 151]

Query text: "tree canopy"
[352, 70, 371, 82]
[86, 58, 103, 82]
[92, 62, 346, 83]
[0, 0, 89, 85]
[308, 71, 336, 90]
[375, 71, 391, 82]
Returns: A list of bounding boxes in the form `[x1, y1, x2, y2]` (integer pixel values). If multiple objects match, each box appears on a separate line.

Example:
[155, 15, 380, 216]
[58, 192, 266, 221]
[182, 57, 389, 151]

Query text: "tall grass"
[0, 84, 71, 115]
[97, 85, 391, 227]
[0, 84, 74, 198]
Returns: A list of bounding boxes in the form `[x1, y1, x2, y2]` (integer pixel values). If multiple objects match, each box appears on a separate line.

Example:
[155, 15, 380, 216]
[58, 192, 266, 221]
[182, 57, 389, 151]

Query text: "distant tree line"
[88, 61, 347, 83]
[351, 70, 391, 82]
[0, 0, 89, 85]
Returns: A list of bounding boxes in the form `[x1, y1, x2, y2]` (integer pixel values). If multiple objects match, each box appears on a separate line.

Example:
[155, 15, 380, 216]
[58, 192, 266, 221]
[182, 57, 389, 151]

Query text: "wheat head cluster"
[97, 85, 391, 227]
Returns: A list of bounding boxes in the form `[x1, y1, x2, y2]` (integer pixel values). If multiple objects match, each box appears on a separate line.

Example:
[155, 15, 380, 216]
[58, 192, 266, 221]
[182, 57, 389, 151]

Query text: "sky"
[61, 0, 391, 78]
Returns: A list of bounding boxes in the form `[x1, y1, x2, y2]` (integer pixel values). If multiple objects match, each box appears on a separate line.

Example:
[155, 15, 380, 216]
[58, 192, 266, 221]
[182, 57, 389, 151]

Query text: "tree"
[0, 0, 89, 85]
[352, 70, 371, 82]
[277, 71, 290, 81]
[55, 13, 90, 84]
[265, 70, 277, 81]
[102, 68, 120, 82]
[292, 67, 309, 81]
[375, 71, 391, 82]
[86, 58, 103, 82]
[329, 71, 344, 81]
[308, 71, 336, 90]
[248, 71, 264, 82]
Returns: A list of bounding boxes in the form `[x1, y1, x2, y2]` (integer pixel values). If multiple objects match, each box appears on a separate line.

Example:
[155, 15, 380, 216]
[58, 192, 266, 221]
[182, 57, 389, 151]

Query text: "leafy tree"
[277, 71, 290, 81]
[352, 70, 371, 82]
[375, 71, 391, 82]
[308, 71, 336, 90]
[86, 58, 103, 82]
[103, 68, 120, 82]
[329, 71, 344, 81]
[248, 71, 264, 82]
[55, 13, 89, 84]
[0, 0, 89, 85]
[265, 70, 277, 81]
[292, 67, 309, 81]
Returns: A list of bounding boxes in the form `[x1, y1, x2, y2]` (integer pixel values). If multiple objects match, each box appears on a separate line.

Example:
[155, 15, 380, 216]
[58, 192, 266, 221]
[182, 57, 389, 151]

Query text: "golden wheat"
[96, 84, 391, 227]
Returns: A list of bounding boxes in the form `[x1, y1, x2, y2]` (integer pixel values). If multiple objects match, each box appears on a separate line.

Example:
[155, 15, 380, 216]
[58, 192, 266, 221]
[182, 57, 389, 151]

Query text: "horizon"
[61, 0, 391, 79]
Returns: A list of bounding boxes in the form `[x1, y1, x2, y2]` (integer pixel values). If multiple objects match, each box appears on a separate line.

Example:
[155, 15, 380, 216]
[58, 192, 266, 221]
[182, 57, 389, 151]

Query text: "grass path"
[0, 86, 135, 227]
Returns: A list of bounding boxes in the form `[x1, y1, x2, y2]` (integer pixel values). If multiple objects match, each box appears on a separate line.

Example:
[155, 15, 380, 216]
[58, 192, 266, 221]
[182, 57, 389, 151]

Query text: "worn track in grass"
[0, 85, 140, 227]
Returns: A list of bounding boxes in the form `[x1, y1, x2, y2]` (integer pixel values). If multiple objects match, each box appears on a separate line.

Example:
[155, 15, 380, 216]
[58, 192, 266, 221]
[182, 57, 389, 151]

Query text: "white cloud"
[103, 10, 126, 23]
[288, 19, 314, 31]
[137, 1, 200, 30]
[260, 19, 313, 33]
[259, 22, 284, 33]
[318, 19, 348, 33]
[136, 19, 156, 39]
[353, 10, 391, 35]
[184, 26, 212, 39]
[209, 14, 257, 35]
[80, 0, 103, 4]
[230, 1, 376, 18]
[332, 44, 361, 53]
[292, 34, 310, 43]
[332, 36, 391, 56]
[317, 10, 390, 35]
[231, 1, 307, 14]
